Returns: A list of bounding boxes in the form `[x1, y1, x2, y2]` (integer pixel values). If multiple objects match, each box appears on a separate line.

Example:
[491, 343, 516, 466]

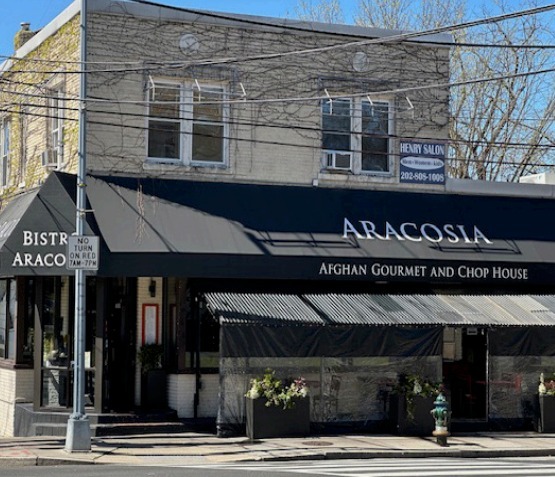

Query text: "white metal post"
[65, 0, 91, 452]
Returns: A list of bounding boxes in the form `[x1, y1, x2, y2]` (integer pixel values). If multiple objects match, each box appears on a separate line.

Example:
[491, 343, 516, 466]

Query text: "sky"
[0, 0, 538, 58]
[0, 0, 323, 56]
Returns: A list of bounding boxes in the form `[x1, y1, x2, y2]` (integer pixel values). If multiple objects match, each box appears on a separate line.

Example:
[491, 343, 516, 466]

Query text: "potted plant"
[138, 343, 166, 409]
[245, 369, 310, 439]
[538, 372, 555, 432]
[390, 373, 439, 436]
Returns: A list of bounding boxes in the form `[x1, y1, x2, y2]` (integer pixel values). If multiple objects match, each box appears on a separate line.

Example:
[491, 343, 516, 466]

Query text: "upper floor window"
[0, 118, 9, 187]
[322, 97, 392, 174]
[42, 90, 64, 168]
[147, 80, 228, 166]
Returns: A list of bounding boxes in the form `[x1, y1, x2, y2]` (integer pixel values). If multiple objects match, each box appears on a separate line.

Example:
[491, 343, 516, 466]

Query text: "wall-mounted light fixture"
[148, 279, 156, 298]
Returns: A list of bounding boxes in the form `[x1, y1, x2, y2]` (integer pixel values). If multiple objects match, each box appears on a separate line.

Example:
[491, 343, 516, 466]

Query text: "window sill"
[0, 359, 32, 370]
[318, 169, 395, 181]
[143, 160, 230, 173]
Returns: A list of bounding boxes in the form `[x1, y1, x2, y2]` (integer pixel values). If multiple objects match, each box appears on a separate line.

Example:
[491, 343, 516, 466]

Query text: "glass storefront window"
[7, 279, 16, 360]
[41, 277, 71, 407]
[184, 302, 219, 371]
[41, 278, 69, 368]
[22, 278, 35, 363]
[0, 279, 16, 360]
[0, 281, 6, 357]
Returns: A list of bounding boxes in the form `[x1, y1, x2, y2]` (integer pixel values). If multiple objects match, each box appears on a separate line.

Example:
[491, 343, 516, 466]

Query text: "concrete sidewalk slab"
[1, 432, 555, 467]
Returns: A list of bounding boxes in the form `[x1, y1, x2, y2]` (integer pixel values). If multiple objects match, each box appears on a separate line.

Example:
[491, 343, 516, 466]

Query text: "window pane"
[1, 120, 9, 187]
[323, 99, 351, 153]
[1, 158, 7, 188]
[323, 133, 350, 151]
[192, 124, 223, 163]
[361, 101, 389, 172]
[193, 89, 223, 122]
[362, 137, 389, 172]
[149, 85, 180, 119]
[148, 120, 180, 159]
[362, 101, 389, 134]
[322, 99, 351, 132]
[2, 120, 8, 156]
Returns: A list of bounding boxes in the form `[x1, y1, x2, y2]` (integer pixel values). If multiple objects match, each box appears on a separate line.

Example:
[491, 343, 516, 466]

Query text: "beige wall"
[86, 10, 450, 190]
[168, 373, 219, 418]
[0, 368, 33, 437]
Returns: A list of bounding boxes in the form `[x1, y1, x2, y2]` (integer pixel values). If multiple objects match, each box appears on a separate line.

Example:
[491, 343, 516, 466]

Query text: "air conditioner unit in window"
[324, 150, 352, 170]
[41, 149, 58, 167]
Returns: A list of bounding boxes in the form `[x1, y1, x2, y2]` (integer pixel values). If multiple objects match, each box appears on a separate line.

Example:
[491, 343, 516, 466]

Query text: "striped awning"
[204, 292, 555, 327]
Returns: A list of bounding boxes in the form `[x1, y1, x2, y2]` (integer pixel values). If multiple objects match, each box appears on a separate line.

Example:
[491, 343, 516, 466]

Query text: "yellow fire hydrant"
[430, 390, 450, 447]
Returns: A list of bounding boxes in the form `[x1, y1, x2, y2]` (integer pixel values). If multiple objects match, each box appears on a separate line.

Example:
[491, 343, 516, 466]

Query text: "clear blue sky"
[0, 0, 326, 56]
[0, 0, 531, 57]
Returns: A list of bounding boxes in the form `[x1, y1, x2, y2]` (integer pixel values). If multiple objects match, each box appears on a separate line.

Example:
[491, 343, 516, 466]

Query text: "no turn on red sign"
[67, 235, 99, 270]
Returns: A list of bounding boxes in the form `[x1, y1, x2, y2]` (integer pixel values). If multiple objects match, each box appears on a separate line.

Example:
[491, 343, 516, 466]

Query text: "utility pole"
[65, 0, 91, 452]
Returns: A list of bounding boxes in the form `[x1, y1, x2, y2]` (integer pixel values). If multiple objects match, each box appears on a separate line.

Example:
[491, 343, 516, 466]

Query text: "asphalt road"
[0, 464, 301, 477]
[5, 457, 555, 477]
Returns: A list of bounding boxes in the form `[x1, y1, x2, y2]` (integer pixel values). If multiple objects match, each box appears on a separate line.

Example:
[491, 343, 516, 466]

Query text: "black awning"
[205, 292, 555, 327]
[205, 292, 555, 357]
[86, 174, 555, 283]
[5, 172, 555, 282]
[0, 172, 100, 276]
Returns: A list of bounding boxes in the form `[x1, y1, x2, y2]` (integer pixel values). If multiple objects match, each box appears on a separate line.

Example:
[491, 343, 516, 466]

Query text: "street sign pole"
[65, 0, 91, 453]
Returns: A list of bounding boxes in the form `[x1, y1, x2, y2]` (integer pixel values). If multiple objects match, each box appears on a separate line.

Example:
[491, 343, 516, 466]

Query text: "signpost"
[65, 0, 91, 453]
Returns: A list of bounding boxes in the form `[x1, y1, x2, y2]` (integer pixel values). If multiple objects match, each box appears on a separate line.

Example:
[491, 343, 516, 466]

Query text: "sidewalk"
[2, 431, 555, 467]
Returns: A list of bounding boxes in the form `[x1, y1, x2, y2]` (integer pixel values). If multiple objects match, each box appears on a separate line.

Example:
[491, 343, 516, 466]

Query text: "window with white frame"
[0, 117, 9, 187]
[322, 97, 392, 173]
[148, 80, 227, 165]
[47, 90, 64, 166]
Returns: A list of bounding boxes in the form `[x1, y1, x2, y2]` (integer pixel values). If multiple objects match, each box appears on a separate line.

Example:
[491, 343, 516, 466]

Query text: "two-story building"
[1, 0, 554, 438]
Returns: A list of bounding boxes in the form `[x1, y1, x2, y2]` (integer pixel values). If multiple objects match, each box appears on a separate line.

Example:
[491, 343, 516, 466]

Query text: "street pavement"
[2, 431, 555, 467]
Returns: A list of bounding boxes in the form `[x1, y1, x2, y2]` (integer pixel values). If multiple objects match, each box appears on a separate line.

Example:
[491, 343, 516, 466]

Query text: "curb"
[0, 457, 38, 468]
[2, 447, 555, 466]
[36, 457, 99, 466]
[243, 448, 555, 462]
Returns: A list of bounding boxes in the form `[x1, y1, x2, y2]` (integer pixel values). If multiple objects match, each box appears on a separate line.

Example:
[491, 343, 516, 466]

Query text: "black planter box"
[390, 394, 435, 436]
[141, 369, 167, 410]
[538, 394, 555, 433]
[246, 397, 310, 439]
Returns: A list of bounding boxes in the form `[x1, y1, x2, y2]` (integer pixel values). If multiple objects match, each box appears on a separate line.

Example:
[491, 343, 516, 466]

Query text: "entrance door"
[443, 327, 487, 421]
[37, 276, 97, 409]
[103, 278, 137, 412]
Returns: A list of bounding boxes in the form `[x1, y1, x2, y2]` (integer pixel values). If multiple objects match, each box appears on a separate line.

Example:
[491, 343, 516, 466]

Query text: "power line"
[2, 3, 554, 75]
[3, 62, 553, 108]
[1, 102, 553, 162]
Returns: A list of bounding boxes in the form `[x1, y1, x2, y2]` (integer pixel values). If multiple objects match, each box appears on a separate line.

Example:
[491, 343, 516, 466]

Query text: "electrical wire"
[2, 2, 554, 75]
[0, 101, 552, 163]
[0, 0, 552, 181]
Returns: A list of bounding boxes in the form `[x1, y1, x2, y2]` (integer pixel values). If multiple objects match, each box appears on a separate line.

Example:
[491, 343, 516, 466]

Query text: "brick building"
[1, 0, 553, 438]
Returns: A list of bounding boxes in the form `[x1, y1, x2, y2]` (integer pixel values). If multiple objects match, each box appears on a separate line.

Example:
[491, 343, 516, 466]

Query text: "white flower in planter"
[413, 379, 422, 395]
